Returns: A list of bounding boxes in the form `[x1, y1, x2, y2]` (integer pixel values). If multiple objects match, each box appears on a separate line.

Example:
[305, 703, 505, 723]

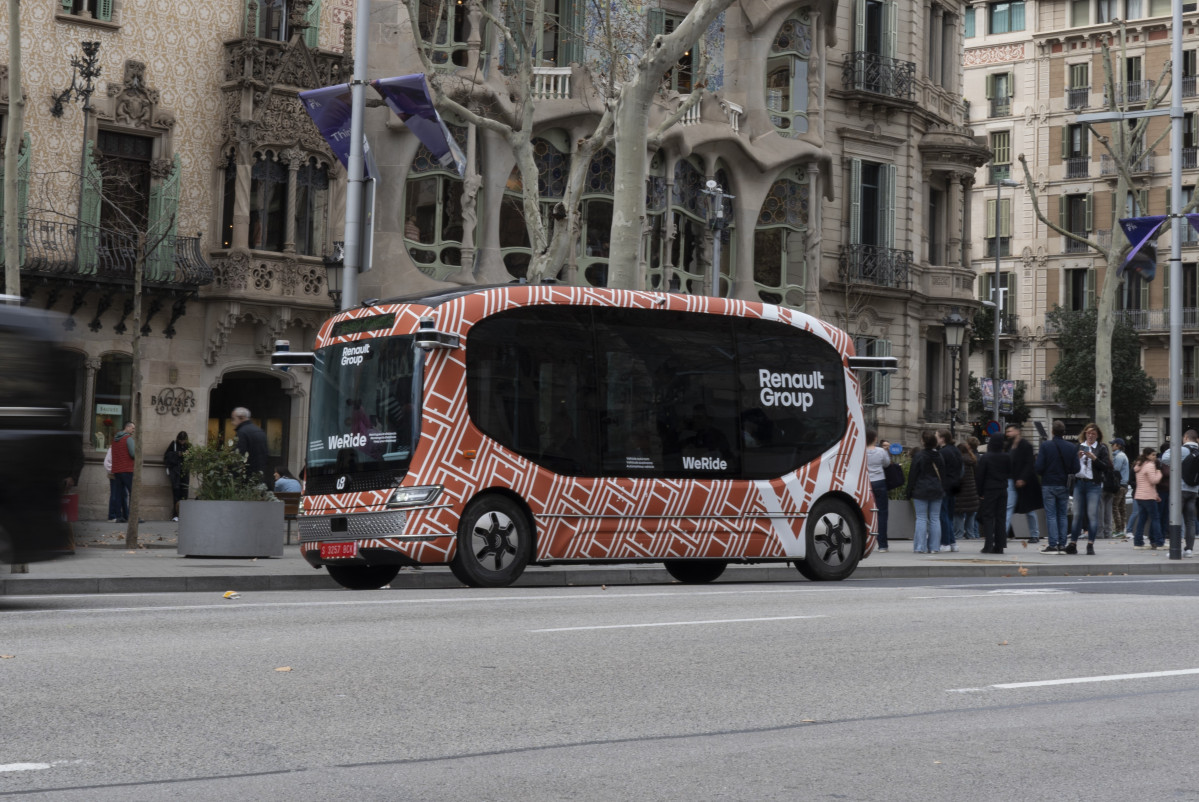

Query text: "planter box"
[887, 498, 914, 540]
[178, 500, 285, 558]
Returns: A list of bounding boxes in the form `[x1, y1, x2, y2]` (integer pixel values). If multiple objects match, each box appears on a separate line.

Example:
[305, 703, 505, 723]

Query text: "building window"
[250, 0, 321, 47]
[989, 1, 1025, 34]
[985, 349, 1011, 381]
[854, 337, 892, 406]
[991, 131, 1011, 182]
[985, 196, 1011, 258]
[754, 168, 808, 306]
[661, 14, 697, 93]
[1059, 193, 1093, 253]
[1120, 268, 1147, 311]
[964, 6, 975, 37]
[1185, 50, 1197, 98]
[1067, 63, 1089, 109]
[986, 72, 1013, 117]
[96, 130, 153, 235]
[220, 151, 235, 249]
[405, 125, 468, 278]
[1066, 267, 1095, 311]
[294, 158, 329, 257]
[1062, 123, 1089, 178]
[663, 157, 707, 293]
[93, 353, 132, 452]
[980, 271, 1014, 319]
[63, 0, 112, 21]
[421, 0, 467, 65]
[250, 150, 287, 252]
[766, 14, 812, 137]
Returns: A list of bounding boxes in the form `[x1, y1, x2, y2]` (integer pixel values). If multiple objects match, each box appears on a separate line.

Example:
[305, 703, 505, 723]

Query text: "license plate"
[320, 541, 358, 560]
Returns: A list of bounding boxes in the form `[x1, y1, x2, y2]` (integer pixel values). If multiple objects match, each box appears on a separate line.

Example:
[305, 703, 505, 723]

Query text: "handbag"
[883, 461, 905, 491]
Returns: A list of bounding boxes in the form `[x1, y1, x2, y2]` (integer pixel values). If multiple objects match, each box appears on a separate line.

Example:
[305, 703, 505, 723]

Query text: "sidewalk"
[3, 521, 1197, 596]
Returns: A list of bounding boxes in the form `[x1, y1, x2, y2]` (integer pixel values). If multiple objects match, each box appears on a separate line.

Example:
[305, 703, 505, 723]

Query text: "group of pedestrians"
[867, 420, 1186, 556]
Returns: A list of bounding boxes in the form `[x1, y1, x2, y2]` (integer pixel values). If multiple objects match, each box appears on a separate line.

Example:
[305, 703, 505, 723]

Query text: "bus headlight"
[387, 485, 443, 508]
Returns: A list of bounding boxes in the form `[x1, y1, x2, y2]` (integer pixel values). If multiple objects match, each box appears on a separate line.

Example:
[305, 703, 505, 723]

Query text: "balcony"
[532, 67, 572, 100]
[990, 97, 1012, 117]
[1155, 377, 1199, 403]
[1114, 307, 1199, 331]
[223, 36, 351, 89]
[838, 243, 912, 290]
[984, 237, 1010, 258]
[1185, 76, 1197, 99]
[3, 217, 212, 287]
[1040, 380, 1058, 403]
[1064, 235, 1090, 254]
[1066, 87, 1089, 110]
[1100, 151, 1154, 175]
[1103, 80, 1157, 106]
[1063, 156, 1089, 179]
[997, 312, 1020, 335]
[841, 52, 916, 102]
[1185, 148, 1198, 170]
[989, 164, 1012, 184]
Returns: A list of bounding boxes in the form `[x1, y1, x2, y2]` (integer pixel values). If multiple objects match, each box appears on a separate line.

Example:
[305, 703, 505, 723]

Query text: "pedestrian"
[954, 441, 980, 540]
[1157, 441, 1172, 537]
[1160, 430, 1199, 558]
[937, 429, 962, 552]
[1110, 438, 1130, 535]
[966, 436, 982, 537]
[109, 422, 136, 523]
[1035, 419, 1081, 554]
[1004, 423, 1043, 543]
[976, 434, 1012, 554]
[273, 466, 302, 493]
[1131, 447, 1165, 549]
[231, 407, 271, 483]
[864, 429, 891, 552]
[103, 442, 122, 523]
[904, 431, 945, 554]
[1068, 422, 1112, 555]
[163, 431, 190, 522]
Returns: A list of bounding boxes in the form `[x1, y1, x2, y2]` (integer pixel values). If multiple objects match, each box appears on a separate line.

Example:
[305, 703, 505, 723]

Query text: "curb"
[3, 561, 1198, 596]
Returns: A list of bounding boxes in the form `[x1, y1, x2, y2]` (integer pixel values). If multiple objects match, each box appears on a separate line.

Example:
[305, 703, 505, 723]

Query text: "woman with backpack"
[904, 431, 946, 553]
[955, 441, 980, 540]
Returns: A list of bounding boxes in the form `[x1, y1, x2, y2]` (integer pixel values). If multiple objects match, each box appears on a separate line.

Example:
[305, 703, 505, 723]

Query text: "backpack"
[1182, 444, 1199, 487]
[1102, 455, 1121, 494]
[883, 461, 905, 491]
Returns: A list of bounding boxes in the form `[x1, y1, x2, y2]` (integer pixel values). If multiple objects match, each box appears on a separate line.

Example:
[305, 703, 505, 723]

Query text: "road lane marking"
[910, 589, 1076, 599]
[530, 615, 824, 632]
[0, 764, 51, 773]
[949, 667, 1199, 693]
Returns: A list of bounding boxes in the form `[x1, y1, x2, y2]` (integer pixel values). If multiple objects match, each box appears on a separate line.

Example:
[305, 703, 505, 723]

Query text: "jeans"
[940, 494, 956, 546]
[1113, 486, 1129, 532]
[870, 479, 890, 549]
[1184, 491, 1198, 551]
[107, 476, 123, 520]
[1071, 481, 1104, 542]
[1100, 491, 1115, 538]
[1134, 498, 1164, 546]
[1126, 500, 1140, 539]
[1006, 480, 1041, 540]
[115, 472, 132, 521]
[913, 498, 943, 553]
[954, 511, 977, 541]
[1159, 488, 1171, 536]
[1042, 485, 1070, 548]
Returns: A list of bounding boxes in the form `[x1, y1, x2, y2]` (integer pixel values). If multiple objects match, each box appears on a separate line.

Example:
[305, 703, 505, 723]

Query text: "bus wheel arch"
[794, 494, 865, 582]
[449, 491, 536, 588]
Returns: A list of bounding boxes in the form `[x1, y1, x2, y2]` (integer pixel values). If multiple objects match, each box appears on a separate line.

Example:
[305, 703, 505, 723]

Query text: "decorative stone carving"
[251, 260, 276, 292]
[281, 257, 300, 295]
[99, 61, 176, 131]
[964, 44, 1026, 66]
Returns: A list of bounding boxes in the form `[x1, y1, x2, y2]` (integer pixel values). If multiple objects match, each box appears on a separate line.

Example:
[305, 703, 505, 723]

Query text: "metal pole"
[341, 0, 371, 311]
[993, 178, 1002, 427]
[949, 347, 958, 440]
[1168, 3, 1184, 559]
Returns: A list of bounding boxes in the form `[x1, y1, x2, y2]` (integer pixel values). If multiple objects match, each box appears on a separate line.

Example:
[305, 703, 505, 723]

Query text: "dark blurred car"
[0, 301, 81, 563]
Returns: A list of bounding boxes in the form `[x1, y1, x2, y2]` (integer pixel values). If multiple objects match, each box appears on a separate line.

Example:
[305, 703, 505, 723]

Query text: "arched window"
[668, 156, 706, 294]
[93, 353, 132, 452]
[220, 150, 236, 249]
[754, 168, 809, 307]
[500, 133, 571, 281]
[250, 150, 287, 251]
[578, 147, 615, 287]
[419, 0, 468, 66]
[295, 158, 329, 257]
[404, 126, 467, 279]
[766, 14, 812, 137]
[646, 152, 669, 290]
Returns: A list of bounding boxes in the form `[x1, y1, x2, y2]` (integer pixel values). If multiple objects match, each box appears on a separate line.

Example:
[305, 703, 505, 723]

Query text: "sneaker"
[1064, 542, 1078, 554]
[1086, 543, 1095, 555]
[171, 516, 179, 522]
[878, 547, 888, 553]
[1132, 544, 1149, 550]
[1039, 544, 1058, 554]
[1027, 538, 1039, 544]
[108, 517, 119, 523]
[949, 544, 960, 552]
[1185, 549, 1194, 558]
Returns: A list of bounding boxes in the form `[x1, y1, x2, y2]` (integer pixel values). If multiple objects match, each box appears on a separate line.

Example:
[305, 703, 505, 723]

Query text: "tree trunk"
[1094, 244, 1118, 439]
[126, 234, 144, 548]
[3, 0, 23, 297]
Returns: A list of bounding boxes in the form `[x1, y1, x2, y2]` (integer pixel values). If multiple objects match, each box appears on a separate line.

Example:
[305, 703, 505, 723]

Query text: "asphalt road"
[3, 576, 1199, 801]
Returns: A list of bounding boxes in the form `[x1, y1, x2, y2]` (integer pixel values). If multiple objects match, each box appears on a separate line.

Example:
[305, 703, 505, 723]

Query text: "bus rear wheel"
[326, 564, 400, 590]
[663, 559, 728, 584]
[794, 498, 863, 582]
[450, 496, 533, 588]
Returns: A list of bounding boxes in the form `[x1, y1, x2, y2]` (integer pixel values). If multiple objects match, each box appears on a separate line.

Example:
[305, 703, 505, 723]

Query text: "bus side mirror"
[848, 356, 898, 373]
[271, 340, 315, 370]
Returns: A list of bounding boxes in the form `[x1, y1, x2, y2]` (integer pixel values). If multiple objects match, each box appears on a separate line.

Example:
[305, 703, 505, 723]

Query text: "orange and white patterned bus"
[274, 284, 896, 589]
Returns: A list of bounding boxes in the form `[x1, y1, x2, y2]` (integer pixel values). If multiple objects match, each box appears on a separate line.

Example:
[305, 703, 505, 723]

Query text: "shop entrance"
[208, 372, 291, 476]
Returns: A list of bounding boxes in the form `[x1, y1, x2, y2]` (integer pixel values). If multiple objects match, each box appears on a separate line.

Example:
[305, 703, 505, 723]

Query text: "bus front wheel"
[326, 564, 401, 590]
[794, 498, 863, 582]
[450, 496, 533, 588]
[663, 559, 728, 584]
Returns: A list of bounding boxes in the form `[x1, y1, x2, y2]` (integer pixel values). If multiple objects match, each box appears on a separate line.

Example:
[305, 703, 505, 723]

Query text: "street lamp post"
[50, 41, 102, 271]
[323, 241, 345, 308]
[943, 308, 967, 440]
[993, 177, 1021, 427]
[701, 179, 734, 297]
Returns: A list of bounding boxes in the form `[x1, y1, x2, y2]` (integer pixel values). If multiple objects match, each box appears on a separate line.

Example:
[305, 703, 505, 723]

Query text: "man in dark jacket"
[976, 435, 1012, 553]
[231, 407, 270, 483]
[1035, 419, 1082, 554]
[1005, 423, 1042, 544]
[937, 429, 963, 552]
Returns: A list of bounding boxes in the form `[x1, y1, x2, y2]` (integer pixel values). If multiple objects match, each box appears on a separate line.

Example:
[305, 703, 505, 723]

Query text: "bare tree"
[1018, 27, 1195, 438]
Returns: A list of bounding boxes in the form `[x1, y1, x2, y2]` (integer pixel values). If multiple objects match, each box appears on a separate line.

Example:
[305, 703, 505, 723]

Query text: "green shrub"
[181, 439, 274, 501]
[887, 452, 912, 501]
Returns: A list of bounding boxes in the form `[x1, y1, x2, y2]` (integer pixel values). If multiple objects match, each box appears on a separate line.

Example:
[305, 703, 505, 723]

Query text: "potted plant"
[177, 439, 284, 558]
[886, 451, 915, 541]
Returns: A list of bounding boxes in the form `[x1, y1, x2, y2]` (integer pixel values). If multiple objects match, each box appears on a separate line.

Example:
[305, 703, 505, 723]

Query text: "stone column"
[947, 173, 963, 266]
[961, 176, 974, 270]
[930, 5, 944, 86]
[283, 147, 306, 255]
[84, 357, 102, 452]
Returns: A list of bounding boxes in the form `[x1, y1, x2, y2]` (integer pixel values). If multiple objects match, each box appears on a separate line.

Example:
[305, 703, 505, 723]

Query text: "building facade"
[1, 0, 986, 519]
[964, 0, 1196, 442]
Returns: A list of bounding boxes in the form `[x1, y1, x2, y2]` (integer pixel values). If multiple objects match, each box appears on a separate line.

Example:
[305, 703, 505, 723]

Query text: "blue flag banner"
[371, 75, 466, 176]
[1188, 214, 1199, 237]
[1118, 215, 1167, 275]
[298, 83, 376, 180]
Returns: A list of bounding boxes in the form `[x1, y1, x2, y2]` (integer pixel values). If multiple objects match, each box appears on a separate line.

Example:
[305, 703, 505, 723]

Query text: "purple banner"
[1118, 215, 1166, 277]
[298, 83, 376, 180]
[371, 75, 465, 176]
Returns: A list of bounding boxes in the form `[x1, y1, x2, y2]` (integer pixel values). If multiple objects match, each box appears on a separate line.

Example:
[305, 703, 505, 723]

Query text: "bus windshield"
[306, 336, 418, 479]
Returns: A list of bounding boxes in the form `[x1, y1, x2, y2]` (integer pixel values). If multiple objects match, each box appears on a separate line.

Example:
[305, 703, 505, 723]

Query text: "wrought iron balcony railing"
[1100, 151, 1154, 175]
[1064, 235, 1090, 254]
[1185, 148, 1198, 170]
[0, 217, 212, 286]
[1155, 377, 1199, 402]
[1186, 76, 1198, 99]
[1114, 307, 1199, 331]
[997, 313, 1019, 335]
[990, 97, 1011, 117]
[1066, 87, 1089, 109]
[841, 52, 916, 102]
[1064, 156, 1090, 179]
[838, 243, 912, 290]
[1104, 80, 1156, 106]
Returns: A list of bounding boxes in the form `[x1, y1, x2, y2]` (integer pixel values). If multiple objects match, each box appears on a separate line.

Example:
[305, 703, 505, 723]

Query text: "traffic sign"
[985, 420, 1001, 437]
[889, 442, 903, 456]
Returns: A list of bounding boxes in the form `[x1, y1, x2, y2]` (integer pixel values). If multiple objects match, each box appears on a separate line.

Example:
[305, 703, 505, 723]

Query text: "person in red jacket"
[110, 422, 136, 523]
